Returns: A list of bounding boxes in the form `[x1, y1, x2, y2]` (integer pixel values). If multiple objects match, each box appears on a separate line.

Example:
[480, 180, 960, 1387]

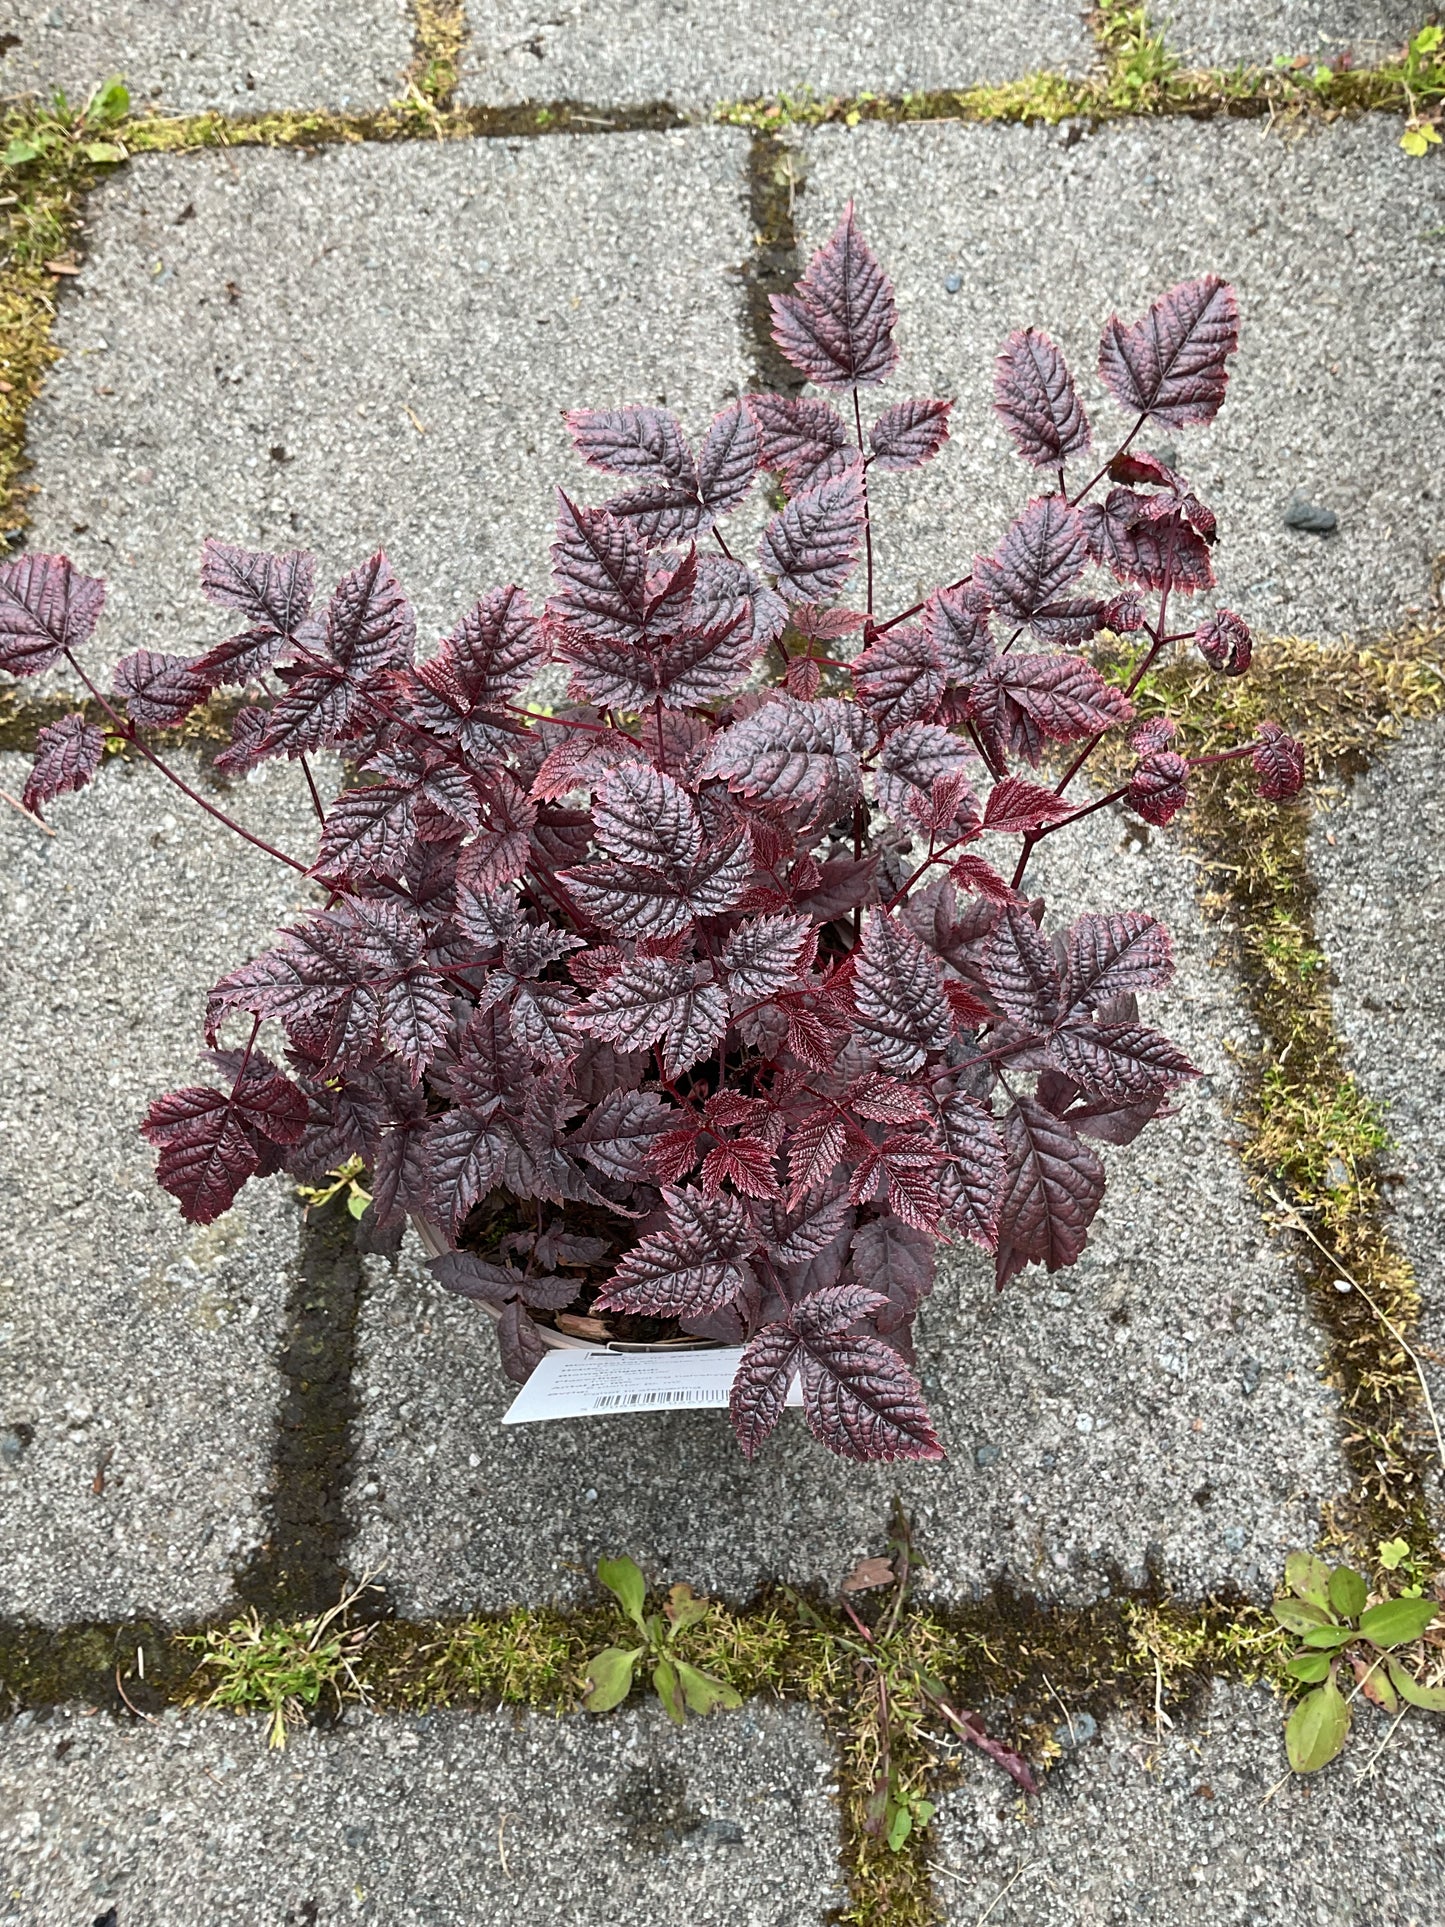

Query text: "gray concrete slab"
[20, 130, 753, 693]
[0, 749, 321, 1623]
[458, 2, 1095, 113]
[794, 116, 1445, 643]
[350, 796, 1339, 1614]
[0, 0, 411, 115]
[1159, 0, 1423, 69]
[934, 1679, 1445, 1923]
[1311, 714, 1445, 1405]
[0, 1700, 842, 1926]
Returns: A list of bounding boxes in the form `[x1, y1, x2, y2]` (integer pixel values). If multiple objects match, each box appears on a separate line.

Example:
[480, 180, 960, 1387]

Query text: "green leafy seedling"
[1274, 1552, 1445, 1773]
[583, 1558, 742, 1726]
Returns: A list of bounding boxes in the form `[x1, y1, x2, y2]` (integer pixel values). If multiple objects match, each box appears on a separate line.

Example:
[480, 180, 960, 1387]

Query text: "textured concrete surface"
[1159, 0, 1424, 68]
[1312, 714, 1445, 1366]
[0, 1700, 841, 1926]
[935, 1680, 1445, 1923]
[351, 795, 1339, 1614]
[21, 132, 753, 691]
[796, 116, 1445, 642]
[0, 0, 410, 114]
[459, 1, 1095, 111]
[0, 750, 321, 1622]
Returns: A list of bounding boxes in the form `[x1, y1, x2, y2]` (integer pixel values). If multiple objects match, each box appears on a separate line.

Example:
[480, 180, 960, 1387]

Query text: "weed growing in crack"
[188, 1578, 381, 1747]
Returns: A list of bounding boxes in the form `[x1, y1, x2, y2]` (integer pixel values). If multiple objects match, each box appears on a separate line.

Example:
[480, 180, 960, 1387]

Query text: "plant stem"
[853, 387, 874, 615]
[62, 649, 315, 878]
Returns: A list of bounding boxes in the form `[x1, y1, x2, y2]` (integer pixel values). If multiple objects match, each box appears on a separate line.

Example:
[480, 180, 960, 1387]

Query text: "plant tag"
[501, 1346, 803, 1424]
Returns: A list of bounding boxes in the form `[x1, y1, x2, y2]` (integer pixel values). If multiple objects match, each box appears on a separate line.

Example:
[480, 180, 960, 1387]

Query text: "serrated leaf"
[1063, 912, 1173, 1011]
[1049, 1021, 1197, 1101]
[993, 327, 1092, 470]
[974, 496, 1088, 633]
[565, 1089, 677, 1182]
[22, 712, 105, 818]
[1080, 490, 1215, 593]
[1099, 276, 1240, 430]
[702, 695, 864, 830]
[423, 1105, 509, 1231]
[1252, 723, 1306, 803]
[759, 465, 866, 604]
[696, 399, 761, 517]
[720, 912, 812, 1006]
[0, 552, 106, 677]
[936, 1090, 1006, 1249]
[996, 1097, 1104, 1277]
[981, 774, 1072, 836]
[112, 649, 213, 727]
[597, 1186, 755, 1317]
[868, 397, 953, 472]
[798, 1325, 943, 1462]
[568, 404, 694, 483]
[584, 1645, 643, 1712]
[729, 1322, 802, 1459]
[875, 722, 975, 831]
[770, 203, 899, 389]
[141, 1085, 263, 1225]
[851, 1216, 934, 1332]
[747, 392, 854, 492]
[854, 911, 953, 1073]
[1284, 1678, 1348, 1774]
[324, 549, 415, 676]
[851, 625, 944, 730]
[980, 904, 1060, 1029]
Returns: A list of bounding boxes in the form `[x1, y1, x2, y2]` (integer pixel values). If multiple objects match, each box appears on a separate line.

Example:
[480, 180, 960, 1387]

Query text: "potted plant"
[1, 207, 1303, 1463]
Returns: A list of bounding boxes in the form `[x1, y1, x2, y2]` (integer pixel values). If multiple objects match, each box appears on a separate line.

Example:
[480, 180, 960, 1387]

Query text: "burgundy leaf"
[854, 910, 953, 1073]
[993, 328, 1092, 469]
[696, 399, 761, 517]
[923, 583, 994, 683]
[578, 955, 728, 1077]
[936, 1090, 1005, 1248]
[1063, 911, 1173, 1011]
[996, 1096, 1104, 1277]
[868, 397, 953, 472]
[214, 706, 271, 777]
[1050, 1020, 1197, 1100]
[1252, 723, 1305, 802]
[1098, 276, 1240, 429]
[566, 404, 695, 483]
[547, 493, 650, 641]
[427, 1251, 521, 1308]
[851, 625, 944, 730]
[425, 1103, 509, 1232]
[200, 538, 315, 635]
[785, 1108, 848, 1205]
[720, 912, 812, 1006]
[324, 550, 415, 675]
[974, 496, 1088, 633]
[0, 552, 105, 676]
[457, 774, 537, 895]
[770, 204, 899, 390]
[772, 1186, 855, 1267]
[981, 775, 1073, 835]
[759, 465, 866, 604]
[113, 650, 213, 727]
[381, 967, 453, 1083]
[850, 1216, 935, 1332]
[315, 780, 418, 883]
[972, 654, 1133, 767]
[141, 1085, 262, 1225]
[746, 393, 854, 492]
[730, 1323, 801, 1459]
[425, 583, 543, 712]
[1196, 609, 1252, 677]
[980, 903, 1061, 1029]
[875, 722, 976, 830]
[1081, 490, 1214, 594]
[702, 695, 864, 828]
[597, 1186, 756, 1318]
[22, 713, 104, 818]
[496, 1296, 548, 1384]
[797, 1324, 943, 1462]
[1127, 750, 1189, 825]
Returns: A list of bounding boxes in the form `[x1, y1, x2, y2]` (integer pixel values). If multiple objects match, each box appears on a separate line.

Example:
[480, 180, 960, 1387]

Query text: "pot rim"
[409, 1214, 720, 1355]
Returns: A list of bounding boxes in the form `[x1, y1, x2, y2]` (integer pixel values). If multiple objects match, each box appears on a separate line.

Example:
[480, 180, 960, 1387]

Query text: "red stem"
[63, 649, 315, 878]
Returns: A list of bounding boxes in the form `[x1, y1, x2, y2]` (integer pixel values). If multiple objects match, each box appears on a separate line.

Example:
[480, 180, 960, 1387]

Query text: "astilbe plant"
[1, 206, 1304, 1465]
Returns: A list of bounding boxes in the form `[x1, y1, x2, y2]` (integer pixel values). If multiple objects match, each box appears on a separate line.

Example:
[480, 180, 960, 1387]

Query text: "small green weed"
[1274, 1551, 1445, 1771]
[295, 1155, 373, 1221]
[188, 1583, 376, 1747]
[583, 1557, 743, 1725]
[2, 74, 131, 170]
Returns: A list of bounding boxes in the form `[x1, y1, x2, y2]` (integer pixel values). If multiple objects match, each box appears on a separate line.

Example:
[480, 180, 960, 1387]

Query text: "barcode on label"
[592, 1388, 725, 1410]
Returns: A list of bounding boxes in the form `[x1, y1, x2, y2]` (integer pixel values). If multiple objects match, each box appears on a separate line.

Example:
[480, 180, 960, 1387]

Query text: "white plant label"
[501, 1345, 803, 1425]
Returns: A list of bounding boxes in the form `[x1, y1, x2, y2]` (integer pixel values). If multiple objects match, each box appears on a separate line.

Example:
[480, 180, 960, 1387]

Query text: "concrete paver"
[935, 1680, 1445, 1923]
[1159, 0, 1423, 69]
[19, 131, 754, 692]
[0, 0, 411, 115]
[795, 116, 1445, 643]
[350, 796, 1339, 1613]
[0, 1700, 842, 1927]
[1311, 715, 1445, 1473]
[0, 751, 320, 1622]
[459, 1, 1096, 112]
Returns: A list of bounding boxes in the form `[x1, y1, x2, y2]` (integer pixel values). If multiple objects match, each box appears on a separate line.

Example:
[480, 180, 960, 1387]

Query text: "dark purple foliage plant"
[2, 206, 1304, 1465]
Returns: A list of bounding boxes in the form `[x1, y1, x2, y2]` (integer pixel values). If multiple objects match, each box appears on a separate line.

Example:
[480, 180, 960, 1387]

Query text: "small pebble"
[0, 1427, 31, 1465]
[974, 1443, 1002, 1468]
[943, 272, 962, 294]
[1222, 1525, 1248, 1552]
[1240, 1358, 1264, 1397]
[584, 1486, 598, 1502]
[1284, 500, 1338, 535]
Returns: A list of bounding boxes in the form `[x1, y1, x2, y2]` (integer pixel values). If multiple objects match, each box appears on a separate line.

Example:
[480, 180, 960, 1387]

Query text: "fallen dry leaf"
[841, 1555, 895, 1594]
[45, 256, 81, 276]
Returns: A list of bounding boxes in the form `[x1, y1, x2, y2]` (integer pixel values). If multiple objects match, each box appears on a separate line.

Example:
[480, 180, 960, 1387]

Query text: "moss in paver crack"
[1105, 623, 1445, 1558]
[406, 0, 469, 111]
[234, 1194, 375, 1619]
[742, 133, 805, 395]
